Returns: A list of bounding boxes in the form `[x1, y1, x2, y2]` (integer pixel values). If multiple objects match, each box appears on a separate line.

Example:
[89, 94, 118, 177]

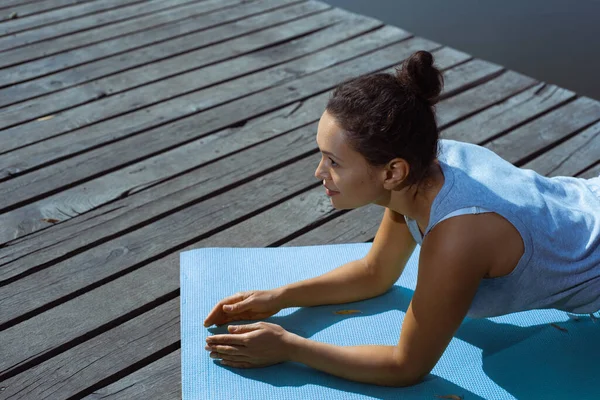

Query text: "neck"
[378, 162, 444, 231]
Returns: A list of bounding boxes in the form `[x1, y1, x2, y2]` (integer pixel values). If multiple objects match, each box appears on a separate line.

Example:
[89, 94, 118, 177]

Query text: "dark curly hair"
[326, 50, 444, 188]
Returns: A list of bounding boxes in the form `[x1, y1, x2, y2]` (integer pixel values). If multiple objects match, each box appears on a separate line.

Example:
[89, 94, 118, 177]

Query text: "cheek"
[338, 172, 377, 196]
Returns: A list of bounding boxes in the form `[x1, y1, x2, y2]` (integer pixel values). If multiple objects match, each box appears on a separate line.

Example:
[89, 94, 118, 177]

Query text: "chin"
[331, 200, 363, 211]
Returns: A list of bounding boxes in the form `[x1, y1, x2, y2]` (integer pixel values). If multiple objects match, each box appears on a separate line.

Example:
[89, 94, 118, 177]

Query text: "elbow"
[385, 350, 431, 387]
[393, 371, 428, 387]
[362, 263, 394, 298]
[384, 366, 427, 387]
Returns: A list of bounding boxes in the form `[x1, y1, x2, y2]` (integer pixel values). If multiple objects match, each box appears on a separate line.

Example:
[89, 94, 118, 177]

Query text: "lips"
[324, 184, 339, 194]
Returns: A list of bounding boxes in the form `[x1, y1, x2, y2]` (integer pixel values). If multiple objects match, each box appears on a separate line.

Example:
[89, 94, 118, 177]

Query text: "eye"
[329, 157, 338, 167]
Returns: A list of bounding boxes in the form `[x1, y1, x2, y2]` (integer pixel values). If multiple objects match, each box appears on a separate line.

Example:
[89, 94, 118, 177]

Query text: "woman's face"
[314, 110, 387, 209]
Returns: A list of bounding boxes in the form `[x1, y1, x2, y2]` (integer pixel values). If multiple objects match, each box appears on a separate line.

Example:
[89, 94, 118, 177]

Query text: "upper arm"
[363, 208, 417, 291]
[393, 218, 491, 382]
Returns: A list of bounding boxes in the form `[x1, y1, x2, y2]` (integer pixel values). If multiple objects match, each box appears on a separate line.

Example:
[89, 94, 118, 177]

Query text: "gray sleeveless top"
[404, 139, 600, 318]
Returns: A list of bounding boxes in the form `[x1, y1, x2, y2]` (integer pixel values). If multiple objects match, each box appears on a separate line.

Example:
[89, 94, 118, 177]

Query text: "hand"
[205, 322, 297, 368]
[203, 290, 283, 327]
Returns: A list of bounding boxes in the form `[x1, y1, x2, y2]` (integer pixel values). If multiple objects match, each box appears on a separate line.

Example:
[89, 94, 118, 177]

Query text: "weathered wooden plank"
[0, 0, 45, 12]
[0, 299, 180, 399]
[0, 1, 97, 20]
[0, 0, 302, 101]
[83, 351, 181, 400]
[0, 9, 381, 153]
[0, 1, 335, 130]
[0, 8, 383, 154]
[0, 0, 234, 64]
[285, 205, 382, 247]
[0, 24, 415, 203]
[436, 70, 537, 128]
[441, 83, 576, 144]
[0, 0, 144, 37]
[521, 121, 600, 177]
[485, 97, 600, 165]
[578, 163, 600, 179]
[434, 57, 503, 98]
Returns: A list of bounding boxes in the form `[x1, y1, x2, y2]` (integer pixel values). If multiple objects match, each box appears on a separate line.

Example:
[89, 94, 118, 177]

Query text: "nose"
[314, 158, 328, 181]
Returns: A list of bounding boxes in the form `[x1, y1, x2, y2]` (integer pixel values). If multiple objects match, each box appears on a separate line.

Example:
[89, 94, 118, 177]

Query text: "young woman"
[203, 51, 600, 387]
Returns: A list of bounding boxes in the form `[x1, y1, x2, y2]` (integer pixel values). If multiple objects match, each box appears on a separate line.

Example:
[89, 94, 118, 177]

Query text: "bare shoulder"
[420, 213, 499, 278]
[423, 212, 524, 279]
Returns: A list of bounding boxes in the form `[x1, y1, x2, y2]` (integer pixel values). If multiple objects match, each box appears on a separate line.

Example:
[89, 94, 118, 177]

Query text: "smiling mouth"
[324, 186, 340, 196]
[322, 181, 339, 193]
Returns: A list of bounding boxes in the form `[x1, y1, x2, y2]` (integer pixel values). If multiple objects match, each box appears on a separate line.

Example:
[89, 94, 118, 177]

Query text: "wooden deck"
[0, 0, 599, 398]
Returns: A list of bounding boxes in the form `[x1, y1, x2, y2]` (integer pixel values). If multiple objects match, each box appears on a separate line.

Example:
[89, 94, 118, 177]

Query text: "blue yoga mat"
[180, 243, 599, 399]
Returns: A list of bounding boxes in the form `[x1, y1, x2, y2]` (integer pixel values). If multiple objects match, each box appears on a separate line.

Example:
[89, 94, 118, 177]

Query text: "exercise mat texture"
[181, 243, 599, 400]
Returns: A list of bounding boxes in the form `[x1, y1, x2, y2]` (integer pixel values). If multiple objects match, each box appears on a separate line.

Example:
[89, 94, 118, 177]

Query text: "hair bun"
[396, 50, 444, 105]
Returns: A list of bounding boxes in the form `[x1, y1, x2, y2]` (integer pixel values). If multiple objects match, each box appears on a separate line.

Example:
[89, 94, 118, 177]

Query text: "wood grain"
[521, 121, 600, 177]
[486, 97, 600, 165]
[0, 299, 179, 399]
[0, 22, 412, 211]
[0, 0, 302, 105]
[442, 83, 576, 144]
[0, 2, 334, 130]
[0, 0, 236, 65]
[0, 0, 144, 37]
[83, 351, 181, 400]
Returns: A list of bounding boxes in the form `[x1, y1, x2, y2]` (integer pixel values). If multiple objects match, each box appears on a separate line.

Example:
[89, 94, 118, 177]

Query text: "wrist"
[271, 286, 290, 309]
[283, 331, 306, 362]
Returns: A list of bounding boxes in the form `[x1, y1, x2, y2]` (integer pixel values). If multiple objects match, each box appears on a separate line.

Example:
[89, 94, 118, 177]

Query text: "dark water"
[324, 0, 600, 101]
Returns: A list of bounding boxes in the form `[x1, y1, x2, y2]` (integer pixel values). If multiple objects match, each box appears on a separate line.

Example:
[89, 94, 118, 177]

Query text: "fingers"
[204, 293, 247, 327]
[227, 323, 261, 334]
[205, 344, 243, 355]
[222, 298, 252, 314]
[206, 343, 250, 363]
[206, 333, 247, 346]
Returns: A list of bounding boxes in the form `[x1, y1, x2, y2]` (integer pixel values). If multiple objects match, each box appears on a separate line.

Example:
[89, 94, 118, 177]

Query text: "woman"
[203, 51, 600, 387]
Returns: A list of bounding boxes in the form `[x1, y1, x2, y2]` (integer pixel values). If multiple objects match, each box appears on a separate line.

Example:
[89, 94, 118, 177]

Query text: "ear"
[382, 158, 409, 190]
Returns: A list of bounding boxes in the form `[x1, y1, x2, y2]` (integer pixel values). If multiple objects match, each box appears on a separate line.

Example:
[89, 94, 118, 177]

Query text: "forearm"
[287, 336, 419, 387]
[276, 259, 388, 308]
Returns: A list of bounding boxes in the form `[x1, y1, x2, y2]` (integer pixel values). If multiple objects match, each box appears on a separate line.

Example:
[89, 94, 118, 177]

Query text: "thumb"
[222, 299, 252, 314]
[228, 323, 260, 334]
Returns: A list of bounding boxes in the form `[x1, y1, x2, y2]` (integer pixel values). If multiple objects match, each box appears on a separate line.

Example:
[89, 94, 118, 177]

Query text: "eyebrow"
[316, 138, 343, 161]
[321, 150, 342, 161]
